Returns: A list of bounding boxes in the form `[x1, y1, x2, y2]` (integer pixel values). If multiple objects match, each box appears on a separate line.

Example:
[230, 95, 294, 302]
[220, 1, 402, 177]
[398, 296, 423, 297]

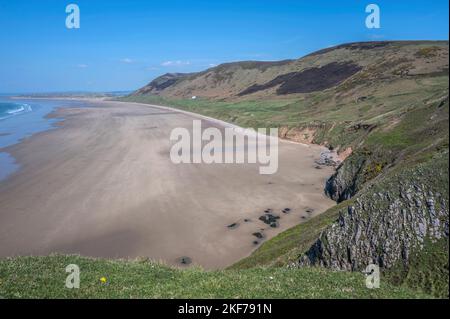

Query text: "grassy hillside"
[0, 255, 430, 299]
[133, 41, 448, 101]
[128, 41, 448, 154]
[124, 70, 448, 156]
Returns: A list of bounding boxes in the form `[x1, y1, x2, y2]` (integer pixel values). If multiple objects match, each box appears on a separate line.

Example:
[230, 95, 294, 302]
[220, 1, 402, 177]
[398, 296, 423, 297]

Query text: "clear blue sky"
[0, 0, 448, 93]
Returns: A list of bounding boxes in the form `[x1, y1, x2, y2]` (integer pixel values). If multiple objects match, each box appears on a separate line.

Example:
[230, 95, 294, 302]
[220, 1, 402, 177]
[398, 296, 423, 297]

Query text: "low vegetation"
[0, 255, 430, 299]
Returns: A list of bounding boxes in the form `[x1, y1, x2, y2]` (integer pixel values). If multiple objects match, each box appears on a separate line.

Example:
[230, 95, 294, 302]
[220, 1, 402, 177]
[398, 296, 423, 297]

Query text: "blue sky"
[0, 0, 448, 93]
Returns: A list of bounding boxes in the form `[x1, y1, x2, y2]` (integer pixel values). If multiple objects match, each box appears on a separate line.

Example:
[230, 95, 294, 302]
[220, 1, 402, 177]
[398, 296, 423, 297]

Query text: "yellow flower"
[100, 277, 107, 284]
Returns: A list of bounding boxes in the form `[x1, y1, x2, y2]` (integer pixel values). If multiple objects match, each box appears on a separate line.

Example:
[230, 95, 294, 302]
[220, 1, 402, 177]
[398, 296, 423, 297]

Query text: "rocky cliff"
[297, 91, 449, 297]
[300, 151, 449, 272]
[324, 152, 368, 202]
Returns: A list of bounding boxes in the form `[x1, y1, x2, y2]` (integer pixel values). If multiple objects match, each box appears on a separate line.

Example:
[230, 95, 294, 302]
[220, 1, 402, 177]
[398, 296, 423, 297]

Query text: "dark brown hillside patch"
[152, 78, 179, 91]
[238, 62, 362, 96]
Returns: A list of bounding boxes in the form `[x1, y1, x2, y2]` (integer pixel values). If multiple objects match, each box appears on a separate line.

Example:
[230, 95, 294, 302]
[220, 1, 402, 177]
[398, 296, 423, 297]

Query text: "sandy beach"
[0, 100, 335, 269]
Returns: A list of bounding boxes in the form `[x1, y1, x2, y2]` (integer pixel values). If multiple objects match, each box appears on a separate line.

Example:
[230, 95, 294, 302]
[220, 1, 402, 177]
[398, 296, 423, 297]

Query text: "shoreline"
[10, 96, 349, 162]
[2, 96, 340, 177]
[0, 99, 336, 269]
[0, 98, 91, 181]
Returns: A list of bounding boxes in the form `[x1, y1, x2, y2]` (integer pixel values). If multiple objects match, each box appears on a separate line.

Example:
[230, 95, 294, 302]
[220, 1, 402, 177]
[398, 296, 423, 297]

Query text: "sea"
[0, 97, 86, 181]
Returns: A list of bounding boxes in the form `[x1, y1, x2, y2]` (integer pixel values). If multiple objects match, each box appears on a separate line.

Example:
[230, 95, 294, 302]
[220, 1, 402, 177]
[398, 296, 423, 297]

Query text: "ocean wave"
[0, 102, 33, 120]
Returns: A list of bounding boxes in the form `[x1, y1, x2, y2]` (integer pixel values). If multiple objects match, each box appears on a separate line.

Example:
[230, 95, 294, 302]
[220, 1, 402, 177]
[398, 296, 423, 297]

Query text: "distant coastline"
[10, 91, 132, 100]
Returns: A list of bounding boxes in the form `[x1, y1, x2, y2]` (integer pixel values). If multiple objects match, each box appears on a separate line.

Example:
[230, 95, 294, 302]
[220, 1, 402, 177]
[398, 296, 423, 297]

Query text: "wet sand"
[0, 100, 335, 269]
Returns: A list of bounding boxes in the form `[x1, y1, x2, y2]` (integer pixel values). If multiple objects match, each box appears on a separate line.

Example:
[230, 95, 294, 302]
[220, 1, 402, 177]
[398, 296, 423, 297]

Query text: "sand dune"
[0, 100, 335, 269]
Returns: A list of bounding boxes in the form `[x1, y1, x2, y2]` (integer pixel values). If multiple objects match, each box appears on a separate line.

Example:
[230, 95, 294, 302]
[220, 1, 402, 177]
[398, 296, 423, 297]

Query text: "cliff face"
[299, 151, 449, 286]
[324, 153, 368, 202]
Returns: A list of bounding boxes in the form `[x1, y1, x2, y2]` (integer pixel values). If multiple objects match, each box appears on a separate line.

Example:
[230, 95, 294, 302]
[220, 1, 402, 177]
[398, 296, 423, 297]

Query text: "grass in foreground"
[0, 255, 430, 299]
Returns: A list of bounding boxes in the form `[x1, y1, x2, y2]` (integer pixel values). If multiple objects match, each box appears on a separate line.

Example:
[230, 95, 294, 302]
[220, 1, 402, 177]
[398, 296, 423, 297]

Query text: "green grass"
[366, 100, 449, 151]
[385, 239, 449, 298]
[122, 95, 300, 129]
[0, 255, 431, 299]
